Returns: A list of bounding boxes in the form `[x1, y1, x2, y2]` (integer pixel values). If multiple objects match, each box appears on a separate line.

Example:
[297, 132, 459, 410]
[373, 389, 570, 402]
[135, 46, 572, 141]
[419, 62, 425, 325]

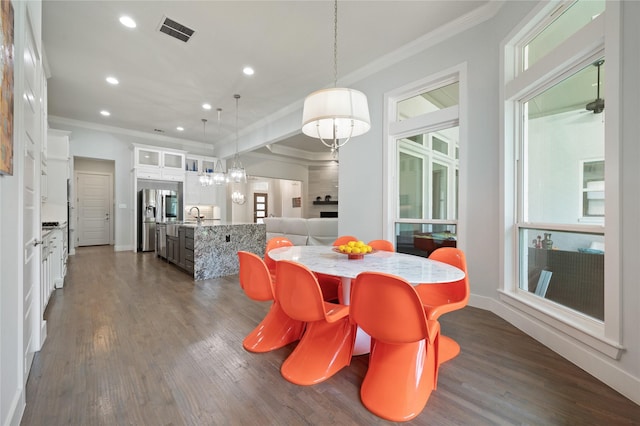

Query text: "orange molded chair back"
[351, 272, 431, 345]
[367, 239, 394, 252]
[351, 271, 440, 422]
[421, 247, 469, 320]
[332, 235, 357, 246]
[264, 236, 293, 276]
[274, 260, 355, 385]
[275, 261, 327, 322]
[237, 251, 304, 353]
[239, 250, 275, 301]
[415, 247, 469, 365]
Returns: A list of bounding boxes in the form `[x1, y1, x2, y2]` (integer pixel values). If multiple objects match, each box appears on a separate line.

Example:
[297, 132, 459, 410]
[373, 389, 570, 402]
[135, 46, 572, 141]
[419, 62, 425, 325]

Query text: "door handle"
[34, 239, 43, 246]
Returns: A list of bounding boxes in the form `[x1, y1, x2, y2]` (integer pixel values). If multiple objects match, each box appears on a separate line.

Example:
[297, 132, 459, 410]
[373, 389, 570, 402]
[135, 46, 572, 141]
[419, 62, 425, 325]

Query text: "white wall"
[617, 0, 640, 392]
[308, 163, 338, 218]
[279, 179, 302, 218]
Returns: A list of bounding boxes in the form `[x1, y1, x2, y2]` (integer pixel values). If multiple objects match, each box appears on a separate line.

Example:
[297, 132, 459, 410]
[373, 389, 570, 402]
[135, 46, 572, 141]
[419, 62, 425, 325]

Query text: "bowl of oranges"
[333, 240, 375, 260]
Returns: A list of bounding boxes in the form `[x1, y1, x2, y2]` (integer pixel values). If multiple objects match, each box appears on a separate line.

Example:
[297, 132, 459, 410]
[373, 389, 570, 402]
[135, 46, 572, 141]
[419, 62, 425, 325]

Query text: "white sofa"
[263, 217, 338, 246]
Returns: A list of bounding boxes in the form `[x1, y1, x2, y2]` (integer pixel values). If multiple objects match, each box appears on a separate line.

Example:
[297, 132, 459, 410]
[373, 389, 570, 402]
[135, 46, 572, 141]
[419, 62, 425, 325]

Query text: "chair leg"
[360, 339, 436, 422]
[243, 302, 305, 353]
[280, 318, 355, 385]
[438, 335, 461, 364]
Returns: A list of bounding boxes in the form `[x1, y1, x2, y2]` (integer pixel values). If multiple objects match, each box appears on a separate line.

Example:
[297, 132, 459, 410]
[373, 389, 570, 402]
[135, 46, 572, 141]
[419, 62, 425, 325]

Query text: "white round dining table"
[267, 245, 464, 287]
[268, 245, 465, 355]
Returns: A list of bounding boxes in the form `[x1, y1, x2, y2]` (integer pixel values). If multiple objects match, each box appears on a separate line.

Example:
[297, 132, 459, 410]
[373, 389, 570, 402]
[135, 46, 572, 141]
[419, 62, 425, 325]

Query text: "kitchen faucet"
[189, 206, 201, 224]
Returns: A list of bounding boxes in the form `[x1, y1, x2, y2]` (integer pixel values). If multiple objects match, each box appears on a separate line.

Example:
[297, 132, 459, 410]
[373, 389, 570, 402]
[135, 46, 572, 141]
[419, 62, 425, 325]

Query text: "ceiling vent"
[158, 16, 195, 43]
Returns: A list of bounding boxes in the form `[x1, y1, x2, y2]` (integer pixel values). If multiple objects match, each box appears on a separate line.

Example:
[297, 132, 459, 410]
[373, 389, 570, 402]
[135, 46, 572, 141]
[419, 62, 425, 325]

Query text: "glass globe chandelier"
[228, 94, 247, 184]
[229, 94, 247, 205]
[231, 190, 246, 205]
[198, 119, 213, 186]
[211, 108, 227, 185]
[198, 110, 227, 187]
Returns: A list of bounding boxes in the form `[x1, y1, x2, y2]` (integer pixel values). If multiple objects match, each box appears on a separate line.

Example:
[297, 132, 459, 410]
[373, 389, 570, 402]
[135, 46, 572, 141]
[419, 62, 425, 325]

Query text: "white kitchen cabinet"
[185, 154, 218, 174]
[40, 226, 67, 307]
[184, 154, 222, 205]
[54, 225, 68, 288]
[134, 145, 186, 182]
[136, 147, 161, 167]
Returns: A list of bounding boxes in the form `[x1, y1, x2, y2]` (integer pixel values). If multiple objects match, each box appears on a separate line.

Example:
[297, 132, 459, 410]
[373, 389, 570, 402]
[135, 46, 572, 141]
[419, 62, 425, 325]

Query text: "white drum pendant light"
[301, 0, 370, 154]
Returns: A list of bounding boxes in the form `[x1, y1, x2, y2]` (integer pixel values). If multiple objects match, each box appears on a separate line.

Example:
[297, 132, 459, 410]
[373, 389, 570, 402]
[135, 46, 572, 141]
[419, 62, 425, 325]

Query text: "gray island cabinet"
[177, 222, 265, 280]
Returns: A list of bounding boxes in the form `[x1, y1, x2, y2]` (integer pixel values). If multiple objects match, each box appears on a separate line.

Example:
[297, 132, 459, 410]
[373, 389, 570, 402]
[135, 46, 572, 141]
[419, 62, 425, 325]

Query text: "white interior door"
[23, 7, 44, 376]
[76, 172, 112, 246]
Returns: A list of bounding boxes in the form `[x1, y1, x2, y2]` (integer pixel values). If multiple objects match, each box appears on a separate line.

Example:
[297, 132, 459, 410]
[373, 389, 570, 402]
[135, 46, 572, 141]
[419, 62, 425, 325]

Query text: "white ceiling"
[43, 0, 491, 161]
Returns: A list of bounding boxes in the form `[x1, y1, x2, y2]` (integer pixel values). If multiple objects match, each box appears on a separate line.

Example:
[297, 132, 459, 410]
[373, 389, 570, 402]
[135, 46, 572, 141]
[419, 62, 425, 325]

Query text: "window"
[581, 160, 604, 218]
[387, 70, 462, 257]
[398, 127, 458, 223]
[522, 60, 605, 225]
[503, 0, 621, 354]
[516, 57, 606, 320]
[524, 0, 605, 70]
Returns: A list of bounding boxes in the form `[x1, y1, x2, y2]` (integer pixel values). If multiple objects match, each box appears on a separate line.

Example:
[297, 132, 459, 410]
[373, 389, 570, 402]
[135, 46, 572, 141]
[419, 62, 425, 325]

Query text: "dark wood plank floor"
[22, 246, 639, 425]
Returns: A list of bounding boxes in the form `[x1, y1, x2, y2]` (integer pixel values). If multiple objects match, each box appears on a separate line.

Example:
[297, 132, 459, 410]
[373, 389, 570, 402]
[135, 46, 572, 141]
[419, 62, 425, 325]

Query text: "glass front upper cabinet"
[136, 148, 161, 167]
[162, 152, 185, 170]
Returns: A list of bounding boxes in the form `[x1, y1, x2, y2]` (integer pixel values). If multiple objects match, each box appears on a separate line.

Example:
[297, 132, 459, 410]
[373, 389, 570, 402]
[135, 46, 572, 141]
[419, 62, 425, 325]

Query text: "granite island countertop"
[178, 222, 266, 280]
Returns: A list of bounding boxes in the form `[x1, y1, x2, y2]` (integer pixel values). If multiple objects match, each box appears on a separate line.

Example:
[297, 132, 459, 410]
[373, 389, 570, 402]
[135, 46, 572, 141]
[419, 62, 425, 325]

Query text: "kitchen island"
[161, 221, 266, 280]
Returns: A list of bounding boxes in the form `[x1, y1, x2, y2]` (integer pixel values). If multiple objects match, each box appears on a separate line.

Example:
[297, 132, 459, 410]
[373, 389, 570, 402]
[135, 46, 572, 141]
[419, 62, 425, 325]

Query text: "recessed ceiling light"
[243, 66, 255, 76]
[176, 126, 184, 131]
[106, 76, 119, 85]
[119, 16, 136, 28]
[202, 103, 212, 110]
[100, 110, 111, 117]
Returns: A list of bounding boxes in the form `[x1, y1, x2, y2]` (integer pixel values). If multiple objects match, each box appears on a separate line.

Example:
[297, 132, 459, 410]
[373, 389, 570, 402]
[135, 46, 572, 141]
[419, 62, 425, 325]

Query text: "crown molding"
[48, 115, 211, 153]
[341, 0, 504, 87]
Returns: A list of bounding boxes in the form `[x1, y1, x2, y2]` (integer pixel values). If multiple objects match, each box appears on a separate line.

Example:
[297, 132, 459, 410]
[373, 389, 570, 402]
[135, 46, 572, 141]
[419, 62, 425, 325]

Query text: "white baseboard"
[5, 386, 25, 426]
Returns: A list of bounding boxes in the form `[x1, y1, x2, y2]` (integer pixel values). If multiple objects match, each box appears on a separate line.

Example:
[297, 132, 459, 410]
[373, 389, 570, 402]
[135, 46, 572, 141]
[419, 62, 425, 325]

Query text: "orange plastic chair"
[415, 247, 469, 363]
[264, 236, 293, 279]
[274, 260, 356, 385]
[237, 251, 304, 353]
[264, 236, 338, 301]
[332, 235, 358, 246]
[368, 239, 394, 252]
[351, 272, 440, 422]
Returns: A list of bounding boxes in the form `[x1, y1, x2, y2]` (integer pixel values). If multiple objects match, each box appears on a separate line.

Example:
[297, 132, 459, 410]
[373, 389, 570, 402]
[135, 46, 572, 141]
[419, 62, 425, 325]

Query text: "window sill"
[497, 289, 624, 360]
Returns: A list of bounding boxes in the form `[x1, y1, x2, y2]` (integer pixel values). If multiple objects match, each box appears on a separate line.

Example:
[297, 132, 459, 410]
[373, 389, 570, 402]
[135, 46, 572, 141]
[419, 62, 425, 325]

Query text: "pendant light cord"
[333, 0, 338, 88]
[216, 108, 222, 155]
[234, 94, 240, 157]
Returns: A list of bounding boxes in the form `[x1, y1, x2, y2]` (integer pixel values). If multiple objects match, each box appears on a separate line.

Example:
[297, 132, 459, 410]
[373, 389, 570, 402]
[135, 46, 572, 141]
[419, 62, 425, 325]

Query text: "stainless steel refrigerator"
[138, 189, 157, 251]
[138, 189, 179, 252]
